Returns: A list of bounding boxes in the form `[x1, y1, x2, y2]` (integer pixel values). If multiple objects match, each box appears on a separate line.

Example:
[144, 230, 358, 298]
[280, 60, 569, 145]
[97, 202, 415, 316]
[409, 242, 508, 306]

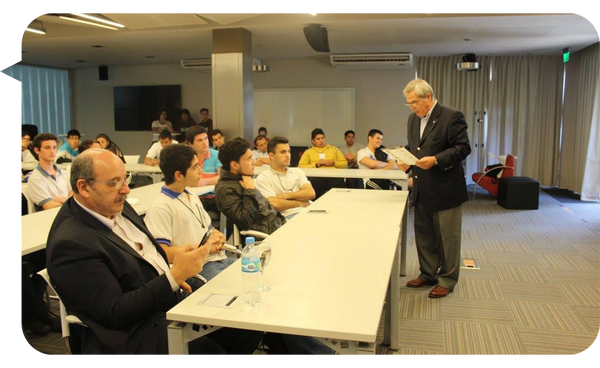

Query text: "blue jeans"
[187, 257, 237, 291]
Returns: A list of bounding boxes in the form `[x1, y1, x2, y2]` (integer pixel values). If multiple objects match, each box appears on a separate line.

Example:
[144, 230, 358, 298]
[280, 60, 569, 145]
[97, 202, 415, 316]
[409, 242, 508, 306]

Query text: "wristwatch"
[434, 157, 438, 166]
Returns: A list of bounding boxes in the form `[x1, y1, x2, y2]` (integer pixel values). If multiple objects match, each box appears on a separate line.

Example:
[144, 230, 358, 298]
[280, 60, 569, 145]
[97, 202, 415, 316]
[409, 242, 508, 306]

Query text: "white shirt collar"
[73, 196, 118, 230]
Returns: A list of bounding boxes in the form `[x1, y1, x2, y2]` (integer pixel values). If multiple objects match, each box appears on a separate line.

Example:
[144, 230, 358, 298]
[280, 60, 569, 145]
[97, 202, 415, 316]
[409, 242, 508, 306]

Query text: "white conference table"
[253, 166, 409, 190]
[21, 183, 214, 256]
[22, 162, 164, 183]
[167, 188, 408, 354]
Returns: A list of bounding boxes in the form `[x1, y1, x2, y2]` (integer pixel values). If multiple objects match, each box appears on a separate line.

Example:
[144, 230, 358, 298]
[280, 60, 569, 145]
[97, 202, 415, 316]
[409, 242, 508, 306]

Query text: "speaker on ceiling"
[99, 65, 109, 81]
[303, 24, 330, 53]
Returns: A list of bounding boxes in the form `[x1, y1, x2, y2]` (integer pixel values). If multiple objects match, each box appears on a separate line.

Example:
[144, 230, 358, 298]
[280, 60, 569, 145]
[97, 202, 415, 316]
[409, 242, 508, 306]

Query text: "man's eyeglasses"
[405, 98, 422, 108]
[90, 173, 132, 190]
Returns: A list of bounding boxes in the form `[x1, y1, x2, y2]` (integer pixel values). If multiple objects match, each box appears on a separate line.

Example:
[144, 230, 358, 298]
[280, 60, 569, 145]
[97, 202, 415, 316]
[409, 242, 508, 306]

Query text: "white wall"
[253, 57, 415, 148]
[72, 58, 416, 157]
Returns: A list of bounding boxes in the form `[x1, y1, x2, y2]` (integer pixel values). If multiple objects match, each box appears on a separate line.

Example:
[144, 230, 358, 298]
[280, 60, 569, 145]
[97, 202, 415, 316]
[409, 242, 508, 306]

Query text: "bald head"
[71, 149, 124, 193]
[71, 148, 130, 218]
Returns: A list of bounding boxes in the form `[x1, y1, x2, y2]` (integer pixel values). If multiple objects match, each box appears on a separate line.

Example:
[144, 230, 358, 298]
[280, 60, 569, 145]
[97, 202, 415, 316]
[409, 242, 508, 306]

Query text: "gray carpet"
[25, 188, 600, 355]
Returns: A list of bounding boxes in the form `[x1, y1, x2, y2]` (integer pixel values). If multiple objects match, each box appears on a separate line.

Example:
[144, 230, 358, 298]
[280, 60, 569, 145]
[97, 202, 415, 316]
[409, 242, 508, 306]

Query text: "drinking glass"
[255, 242, 272, 292]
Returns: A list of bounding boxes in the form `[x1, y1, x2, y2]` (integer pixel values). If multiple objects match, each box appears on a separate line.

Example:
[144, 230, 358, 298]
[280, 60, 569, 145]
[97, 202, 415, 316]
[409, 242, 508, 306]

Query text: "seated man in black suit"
[46, 148, 262, 354]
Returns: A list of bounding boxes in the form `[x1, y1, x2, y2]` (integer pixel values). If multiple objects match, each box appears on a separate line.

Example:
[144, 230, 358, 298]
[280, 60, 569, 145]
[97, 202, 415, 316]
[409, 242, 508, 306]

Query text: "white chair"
[123, 155, 140, 164]
[219, 212, 268, 249]
[38, 268, 87, 354]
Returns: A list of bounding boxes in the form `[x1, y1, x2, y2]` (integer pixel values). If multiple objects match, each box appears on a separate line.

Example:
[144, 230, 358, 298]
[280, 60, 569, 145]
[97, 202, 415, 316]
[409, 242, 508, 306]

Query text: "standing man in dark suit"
[400, 79, 471, 298]
[46, 148, 262, 353]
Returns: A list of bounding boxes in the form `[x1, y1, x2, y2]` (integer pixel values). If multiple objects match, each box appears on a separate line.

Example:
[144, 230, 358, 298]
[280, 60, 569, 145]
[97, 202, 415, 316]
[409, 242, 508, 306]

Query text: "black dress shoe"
[23, 319, 50, 335]
[39, 312, 62, 333]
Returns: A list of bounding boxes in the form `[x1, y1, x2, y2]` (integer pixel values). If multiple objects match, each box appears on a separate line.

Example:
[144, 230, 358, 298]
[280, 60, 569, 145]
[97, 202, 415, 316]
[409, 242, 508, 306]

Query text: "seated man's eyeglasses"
[90, 173, 132, 190]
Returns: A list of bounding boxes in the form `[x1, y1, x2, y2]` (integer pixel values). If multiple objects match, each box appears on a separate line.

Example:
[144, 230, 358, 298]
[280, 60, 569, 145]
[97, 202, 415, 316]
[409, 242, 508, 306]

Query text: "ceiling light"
[72, 13, 125, 28]
[59, 15, 119, 31]
[26, 20, 46, 35]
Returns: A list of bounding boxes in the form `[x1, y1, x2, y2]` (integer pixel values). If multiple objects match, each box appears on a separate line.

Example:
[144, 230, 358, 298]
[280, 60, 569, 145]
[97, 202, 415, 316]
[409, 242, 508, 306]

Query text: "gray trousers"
[414, 202, 463, 289]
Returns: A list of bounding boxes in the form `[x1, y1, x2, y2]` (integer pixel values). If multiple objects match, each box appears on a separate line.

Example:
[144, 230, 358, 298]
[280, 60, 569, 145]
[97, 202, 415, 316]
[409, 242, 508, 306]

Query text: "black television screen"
[114, 85, 181, 131]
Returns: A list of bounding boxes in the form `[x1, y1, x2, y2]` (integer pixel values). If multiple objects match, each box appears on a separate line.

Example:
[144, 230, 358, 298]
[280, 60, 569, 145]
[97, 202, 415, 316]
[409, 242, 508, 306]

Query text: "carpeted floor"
[24, 187, 599, 355]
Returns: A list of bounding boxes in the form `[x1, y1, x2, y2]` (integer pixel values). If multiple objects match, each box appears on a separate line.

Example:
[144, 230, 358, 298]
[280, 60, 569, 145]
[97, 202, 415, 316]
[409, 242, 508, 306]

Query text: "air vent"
[330, 53, 413, 69]
[180, 58, 212, 69]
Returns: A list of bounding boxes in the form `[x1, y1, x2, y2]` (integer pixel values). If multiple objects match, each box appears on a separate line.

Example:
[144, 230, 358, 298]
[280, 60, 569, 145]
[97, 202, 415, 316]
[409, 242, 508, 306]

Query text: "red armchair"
[472, 154, 516, 198]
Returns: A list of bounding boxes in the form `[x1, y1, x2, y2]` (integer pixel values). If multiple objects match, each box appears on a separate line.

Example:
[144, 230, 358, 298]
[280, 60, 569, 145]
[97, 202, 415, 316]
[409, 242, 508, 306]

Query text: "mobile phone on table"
[198, 226, 214, 248]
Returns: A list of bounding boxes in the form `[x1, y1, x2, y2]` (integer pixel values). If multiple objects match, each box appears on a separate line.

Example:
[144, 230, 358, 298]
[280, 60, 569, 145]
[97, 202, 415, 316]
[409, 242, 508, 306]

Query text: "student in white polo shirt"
[143, 130, 179, 166]
[27, 133, 72, 211]
[144, 144, 234, 290]
[255, 136, 315, 219]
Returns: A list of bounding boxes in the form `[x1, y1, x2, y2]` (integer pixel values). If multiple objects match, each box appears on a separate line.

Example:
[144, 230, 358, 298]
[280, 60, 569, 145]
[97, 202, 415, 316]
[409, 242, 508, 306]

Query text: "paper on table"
[382, 147, 418, 165]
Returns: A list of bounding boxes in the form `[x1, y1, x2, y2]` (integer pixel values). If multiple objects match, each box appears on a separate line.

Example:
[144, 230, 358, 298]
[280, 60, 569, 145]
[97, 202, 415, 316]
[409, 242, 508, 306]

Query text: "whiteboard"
[253, 88, 355, 146]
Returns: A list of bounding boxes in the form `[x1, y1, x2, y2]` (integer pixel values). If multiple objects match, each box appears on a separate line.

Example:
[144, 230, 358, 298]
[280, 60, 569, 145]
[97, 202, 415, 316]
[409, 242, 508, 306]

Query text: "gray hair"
[403, 79, 435, 98]
[70, 150, 99, 194]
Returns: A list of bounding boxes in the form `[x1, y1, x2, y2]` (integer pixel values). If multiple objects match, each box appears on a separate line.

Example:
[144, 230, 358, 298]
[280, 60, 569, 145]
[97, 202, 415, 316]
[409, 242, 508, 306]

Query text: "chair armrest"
[239, 230, 269, 240]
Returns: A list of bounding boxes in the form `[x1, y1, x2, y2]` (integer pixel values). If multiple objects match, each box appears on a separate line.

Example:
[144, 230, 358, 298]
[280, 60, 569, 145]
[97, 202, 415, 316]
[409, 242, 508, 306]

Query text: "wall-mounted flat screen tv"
[114, 85, 181, 131]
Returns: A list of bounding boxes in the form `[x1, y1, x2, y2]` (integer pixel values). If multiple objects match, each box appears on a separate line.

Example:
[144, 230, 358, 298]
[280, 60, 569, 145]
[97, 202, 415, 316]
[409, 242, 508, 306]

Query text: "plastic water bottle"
[241, 237, 262, 309]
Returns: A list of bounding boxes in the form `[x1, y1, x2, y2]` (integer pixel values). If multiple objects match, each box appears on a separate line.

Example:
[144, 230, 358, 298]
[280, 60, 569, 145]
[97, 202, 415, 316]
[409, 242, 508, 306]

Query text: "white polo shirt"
[27, 164, 71, 209]
[146, 140, 179, 160]
[357, 147, 391, 170]
[144, 187, 226, 264]
[255, 167, 310, 218]
[251, 149, 270, 165]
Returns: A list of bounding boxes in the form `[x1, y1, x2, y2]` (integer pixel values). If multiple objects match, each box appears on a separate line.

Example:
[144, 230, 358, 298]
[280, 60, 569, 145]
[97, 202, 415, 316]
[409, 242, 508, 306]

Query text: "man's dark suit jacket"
[405, 102, 471, 212]
[46, 197, 181, 354]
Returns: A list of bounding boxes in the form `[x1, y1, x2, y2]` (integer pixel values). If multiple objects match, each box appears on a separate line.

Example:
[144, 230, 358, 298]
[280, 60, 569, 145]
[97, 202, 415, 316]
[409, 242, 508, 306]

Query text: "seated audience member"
[216, 137, 285, 234]
[151, 111, 174, 133]
[298, 128, 347, 199]
[19, 130, 37, 182]
[338, 129, 365, 189]
[96, 133, 125, 163]
[215, 138, 334, 354]
[145, 144, 235, 290]
[198, 108, 213, 135]
[144, 130, 178, 166]
[187, 126, 222, 218]
[176, 108, 197, 134]
[255, 126, 269, 148]
[78, 139, 101, 154]
[210, 129, 226, 150]
[357, 129, 399, 189]
[56, 129, 81, 162]
[27, 133, 73, 211]
[251, 135, 271, 166]
[255, 136, 315, 218]
[46, 148, 262, 354]
[22, 131, 37, 163]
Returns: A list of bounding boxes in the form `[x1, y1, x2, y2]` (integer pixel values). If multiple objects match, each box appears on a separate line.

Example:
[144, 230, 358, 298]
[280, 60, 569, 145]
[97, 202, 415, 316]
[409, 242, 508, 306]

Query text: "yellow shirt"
[298, 145, 348, 169]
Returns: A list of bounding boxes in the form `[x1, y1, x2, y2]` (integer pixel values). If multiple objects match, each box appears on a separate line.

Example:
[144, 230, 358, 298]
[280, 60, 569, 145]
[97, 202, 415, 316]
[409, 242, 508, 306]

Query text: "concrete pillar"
[212, 28, 254, 143]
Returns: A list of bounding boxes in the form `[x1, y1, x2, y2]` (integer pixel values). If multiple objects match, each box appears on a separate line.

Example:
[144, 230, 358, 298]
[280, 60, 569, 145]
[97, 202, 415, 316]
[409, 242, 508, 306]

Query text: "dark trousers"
[308, 177, 346, 200]
[413, 201, 463, 289]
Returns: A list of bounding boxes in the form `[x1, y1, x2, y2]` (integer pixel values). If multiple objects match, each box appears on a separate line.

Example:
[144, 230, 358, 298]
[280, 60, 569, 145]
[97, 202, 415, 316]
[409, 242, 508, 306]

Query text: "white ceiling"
[21, 13, 599, 69]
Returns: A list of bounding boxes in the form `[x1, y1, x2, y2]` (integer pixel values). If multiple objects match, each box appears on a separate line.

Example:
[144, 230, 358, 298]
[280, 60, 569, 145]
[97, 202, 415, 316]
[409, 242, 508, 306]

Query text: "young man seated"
[215, 137, 285, 235]
[27, 133, 73, 210]
[144, 130, 178, 166]
[357, 129, 399, 190]
[298, 128, 348, 199]
[210, 129, 226, 150]
[145, 144, 235, 290]
[251, 135, 271, 166]
[56, 129, 81, 162]
[255, 136, 315, 219]
[22, 131, 37, 163]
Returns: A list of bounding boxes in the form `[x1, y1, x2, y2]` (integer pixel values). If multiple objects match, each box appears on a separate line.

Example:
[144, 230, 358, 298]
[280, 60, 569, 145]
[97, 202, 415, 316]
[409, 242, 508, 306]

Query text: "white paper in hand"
[382, 147, 418, 165]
